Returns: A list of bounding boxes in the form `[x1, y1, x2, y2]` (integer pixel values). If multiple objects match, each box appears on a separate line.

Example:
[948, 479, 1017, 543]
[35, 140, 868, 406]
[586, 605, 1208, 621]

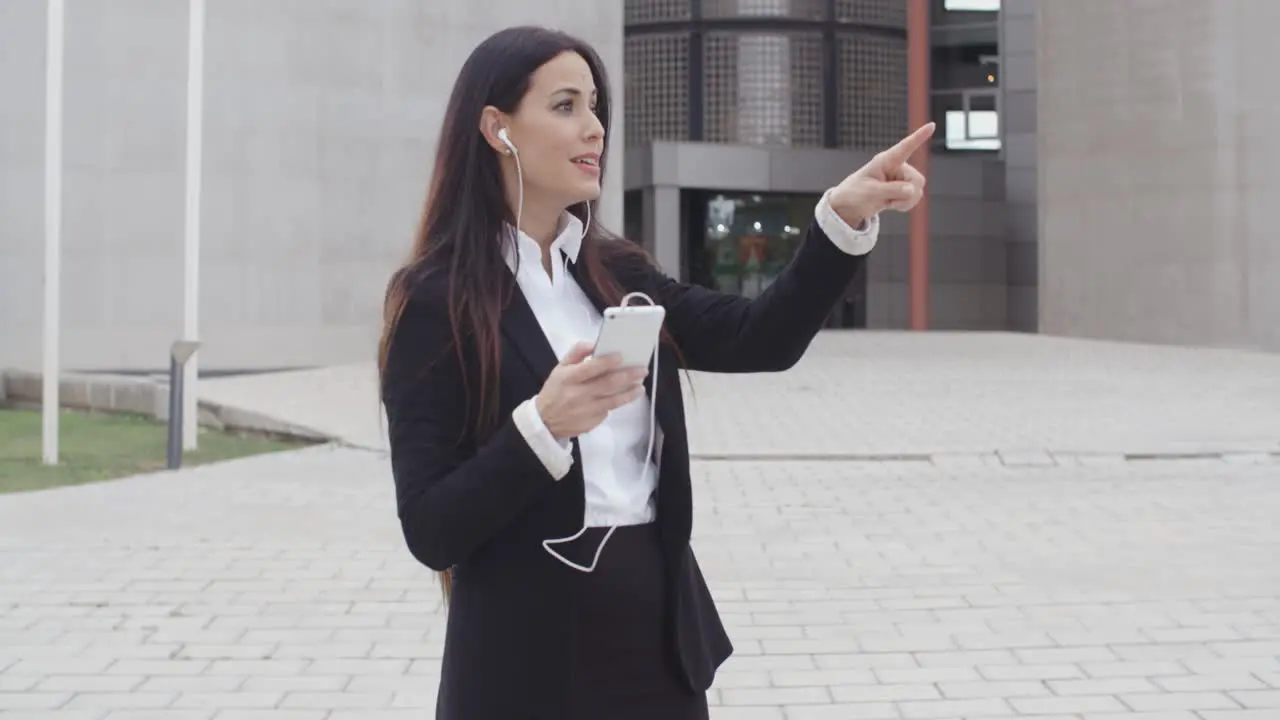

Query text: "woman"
[378, 25, 931, 720]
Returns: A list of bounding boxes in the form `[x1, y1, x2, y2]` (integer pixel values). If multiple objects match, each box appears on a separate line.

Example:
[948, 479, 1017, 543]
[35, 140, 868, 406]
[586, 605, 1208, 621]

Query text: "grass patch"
[0, 406, 312, 494]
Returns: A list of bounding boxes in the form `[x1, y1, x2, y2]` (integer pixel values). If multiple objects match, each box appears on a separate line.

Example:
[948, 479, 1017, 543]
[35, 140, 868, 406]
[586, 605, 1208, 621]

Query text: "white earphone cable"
[541, 291, 659, 573]
[504, 129, 589, 247]
[508, 136, 524, 247]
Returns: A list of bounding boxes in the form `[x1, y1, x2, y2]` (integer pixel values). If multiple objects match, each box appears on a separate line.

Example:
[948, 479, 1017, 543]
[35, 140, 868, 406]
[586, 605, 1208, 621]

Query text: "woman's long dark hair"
[378, 26, 679, 601]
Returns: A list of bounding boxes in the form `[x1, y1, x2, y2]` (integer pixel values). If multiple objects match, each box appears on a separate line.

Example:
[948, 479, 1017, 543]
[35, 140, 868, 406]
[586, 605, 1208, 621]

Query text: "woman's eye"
[556, 99, 598, 115]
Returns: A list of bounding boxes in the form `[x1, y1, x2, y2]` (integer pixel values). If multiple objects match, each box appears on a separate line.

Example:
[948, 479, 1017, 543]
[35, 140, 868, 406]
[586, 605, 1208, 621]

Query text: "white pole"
[42, 0, 65, 466]
[182, 0, 206, 451]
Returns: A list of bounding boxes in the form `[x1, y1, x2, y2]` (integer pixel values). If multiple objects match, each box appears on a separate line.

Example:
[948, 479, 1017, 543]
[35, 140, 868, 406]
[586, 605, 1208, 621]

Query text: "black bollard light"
[166, 340, 201, 470]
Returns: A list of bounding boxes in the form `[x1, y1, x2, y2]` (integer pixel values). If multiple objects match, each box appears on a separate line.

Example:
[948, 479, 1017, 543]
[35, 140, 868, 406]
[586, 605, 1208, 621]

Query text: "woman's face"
[498, 51, 605, 210]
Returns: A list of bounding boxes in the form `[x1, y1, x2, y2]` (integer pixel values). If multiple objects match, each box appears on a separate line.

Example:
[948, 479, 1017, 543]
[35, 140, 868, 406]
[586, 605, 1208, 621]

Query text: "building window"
[703, 31, 825, 146]
[682, 189, 863, 325]
[943, 0, 1000, 11]
[837, 33, 908, 149]
[933, 88, 1000, 150]
[624, 32, 691, 145]
[834, 0, 907, 26]
[690, 191, 818, 298]
[625, 0, 692, 23]
[702, 0, 825, 20]
[930, 0, 998, 152]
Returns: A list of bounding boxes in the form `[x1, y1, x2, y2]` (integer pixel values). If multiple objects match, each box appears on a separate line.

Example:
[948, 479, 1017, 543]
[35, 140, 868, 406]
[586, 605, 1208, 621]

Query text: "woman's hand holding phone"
[535, 341, 647, 441]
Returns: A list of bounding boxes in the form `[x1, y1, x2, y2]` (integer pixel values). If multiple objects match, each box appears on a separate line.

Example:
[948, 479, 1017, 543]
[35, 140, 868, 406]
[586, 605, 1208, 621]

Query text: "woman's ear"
[479, 106, 509, 155]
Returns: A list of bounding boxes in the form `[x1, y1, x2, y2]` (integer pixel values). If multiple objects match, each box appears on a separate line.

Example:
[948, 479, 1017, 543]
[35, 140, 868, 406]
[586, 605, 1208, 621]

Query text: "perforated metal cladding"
[835, 0, 907, 27]
[624, 33, 691, 145]
[624, 0, 692, 24]
[701, 0, 826, 20]
[623, 0, 910, 148]
[703, 31, 824, 146]
[837, 32, 908, 148]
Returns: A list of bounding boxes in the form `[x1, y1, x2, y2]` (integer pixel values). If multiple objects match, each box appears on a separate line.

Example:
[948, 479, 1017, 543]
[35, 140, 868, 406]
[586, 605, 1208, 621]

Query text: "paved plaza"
[2, 332, 1280, 718]
[197, 332, 1280, 460]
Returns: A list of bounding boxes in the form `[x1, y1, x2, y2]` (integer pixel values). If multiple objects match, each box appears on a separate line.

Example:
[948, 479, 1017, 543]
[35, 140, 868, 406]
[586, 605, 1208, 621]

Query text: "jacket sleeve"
[381, 289, 561, 571]
[643, 194, 879, 373]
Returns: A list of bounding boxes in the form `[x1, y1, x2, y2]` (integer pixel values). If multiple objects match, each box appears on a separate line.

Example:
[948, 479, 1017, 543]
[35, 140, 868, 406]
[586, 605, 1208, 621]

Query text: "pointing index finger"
[879, 122, 936, 168]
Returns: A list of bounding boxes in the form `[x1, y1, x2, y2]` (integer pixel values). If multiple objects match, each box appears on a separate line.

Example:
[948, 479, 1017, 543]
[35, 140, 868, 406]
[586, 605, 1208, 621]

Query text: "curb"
[7, 370, 1273, 467]
[1, 369, 334, 445]
[690, 449, 1280, 467]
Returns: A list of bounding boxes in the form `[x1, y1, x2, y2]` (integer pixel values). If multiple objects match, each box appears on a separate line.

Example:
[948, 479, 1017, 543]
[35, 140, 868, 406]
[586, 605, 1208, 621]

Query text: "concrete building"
[0, 1, 624, 374]
[2, 0, 1277, 377]
[1033, 1, 1280, 352]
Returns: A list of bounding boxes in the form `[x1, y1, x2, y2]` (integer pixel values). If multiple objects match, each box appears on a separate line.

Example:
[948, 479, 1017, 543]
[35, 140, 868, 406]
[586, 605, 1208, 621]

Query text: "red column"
[907, 0, 931, 330]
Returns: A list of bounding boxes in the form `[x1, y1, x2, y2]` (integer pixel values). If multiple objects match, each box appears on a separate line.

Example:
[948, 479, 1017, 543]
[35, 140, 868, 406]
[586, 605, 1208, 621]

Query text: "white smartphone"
[592, 305, 666, 368]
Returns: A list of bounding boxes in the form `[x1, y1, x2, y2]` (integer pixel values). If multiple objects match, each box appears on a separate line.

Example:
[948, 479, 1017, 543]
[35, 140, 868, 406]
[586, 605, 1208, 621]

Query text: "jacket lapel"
[566, 254, 607, 313]
[499, 284, 559, 385]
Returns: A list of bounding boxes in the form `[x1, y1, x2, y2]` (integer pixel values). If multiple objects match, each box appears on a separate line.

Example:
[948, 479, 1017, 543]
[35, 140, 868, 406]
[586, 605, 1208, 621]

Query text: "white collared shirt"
[508, 190, 879, 527]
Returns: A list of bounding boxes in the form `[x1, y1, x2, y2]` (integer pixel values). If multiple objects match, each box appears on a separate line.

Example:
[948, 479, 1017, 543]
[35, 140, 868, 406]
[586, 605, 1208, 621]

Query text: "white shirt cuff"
[814, 188, 880, 256]
[511, 396, 573, 480]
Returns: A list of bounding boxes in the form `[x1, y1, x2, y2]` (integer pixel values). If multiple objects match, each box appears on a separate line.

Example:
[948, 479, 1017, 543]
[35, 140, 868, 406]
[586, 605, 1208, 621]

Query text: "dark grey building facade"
[622, 0, 1007, 331]
[623, 0, 1280, 354]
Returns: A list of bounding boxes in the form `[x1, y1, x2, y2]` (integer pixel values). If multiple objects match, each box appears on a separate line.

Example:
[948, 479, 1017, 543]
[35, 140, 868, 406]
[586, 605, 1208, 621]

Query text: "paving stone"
[4, 332, 1280, 718]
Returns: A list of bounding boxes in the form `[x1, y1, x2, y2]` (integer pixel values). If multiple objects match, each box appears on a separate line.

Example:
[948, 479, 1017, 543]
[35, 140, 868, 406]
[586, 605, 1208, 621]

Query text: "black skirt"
[563, 523, 710, 720]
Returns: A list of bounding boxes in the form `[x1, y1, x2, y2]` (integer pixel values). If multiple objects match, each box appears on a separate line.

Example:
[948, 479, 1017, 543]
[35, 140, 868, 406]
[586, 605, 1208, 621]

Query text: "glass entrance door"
[683, 189, 867, 329]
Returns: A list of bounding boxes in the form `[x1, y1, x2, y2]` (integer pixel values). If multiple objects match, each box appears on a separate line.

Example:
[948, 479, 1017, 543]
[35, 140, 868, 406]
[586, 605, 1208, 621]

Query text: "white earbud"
[499, 127, 525, 247]
[497, 127, 517, 155]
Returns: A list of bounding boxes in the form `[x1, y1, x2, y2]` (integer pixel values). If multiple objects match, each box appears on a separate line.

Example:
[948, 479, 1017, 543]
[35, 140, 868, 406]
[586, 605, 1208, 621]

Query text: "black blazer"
[381, 220, 867, 719]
